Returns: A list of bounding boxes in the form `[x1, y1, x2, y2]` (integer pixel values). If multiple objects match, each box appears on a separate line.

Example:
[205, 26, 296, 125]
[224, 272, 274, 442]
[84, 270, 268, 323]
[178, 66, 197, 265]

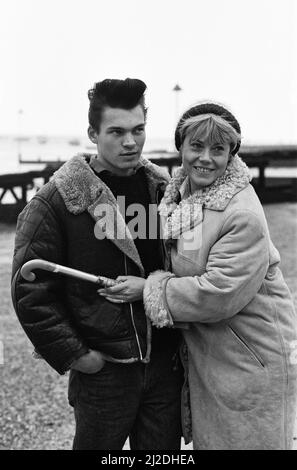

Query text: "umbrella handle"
[20, 259, 118, 287]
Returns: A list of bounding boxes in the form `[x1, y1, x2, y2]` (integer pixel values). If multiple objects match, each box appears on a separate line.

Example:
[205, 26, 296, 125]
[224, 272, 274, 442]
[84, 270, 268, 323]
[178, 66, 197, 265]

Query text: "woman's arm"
[144, 210, 270, 326]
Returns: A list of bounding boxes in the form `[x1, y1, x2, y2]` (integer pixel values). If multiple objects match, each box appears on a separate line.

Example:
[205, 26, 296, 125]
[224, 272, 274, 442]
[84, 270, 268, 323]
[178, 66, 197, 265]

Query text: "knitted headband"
[175, 103, 241, 155]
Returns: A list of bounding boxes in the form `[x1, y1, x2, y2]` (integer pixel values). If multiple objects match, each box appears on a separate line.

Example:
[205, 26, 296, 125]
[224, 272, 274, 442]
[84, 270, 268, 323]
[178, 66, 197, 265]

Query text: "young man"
[11, 78, 183, 450]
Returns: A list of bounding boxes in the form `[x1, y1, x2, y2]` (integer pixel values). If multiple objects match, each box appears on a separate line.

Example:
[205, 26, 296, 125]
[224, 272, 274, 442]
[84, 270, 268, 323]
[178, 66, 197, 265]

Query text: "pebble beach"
[0, 202, 297, 450]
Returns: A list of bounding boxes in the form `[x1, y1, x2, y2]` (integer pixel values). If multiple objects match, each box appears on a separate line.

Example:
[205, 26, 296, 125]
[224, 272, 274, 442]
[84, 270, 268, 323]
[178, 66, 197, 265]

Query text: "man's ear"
[88, 126, 98, 144]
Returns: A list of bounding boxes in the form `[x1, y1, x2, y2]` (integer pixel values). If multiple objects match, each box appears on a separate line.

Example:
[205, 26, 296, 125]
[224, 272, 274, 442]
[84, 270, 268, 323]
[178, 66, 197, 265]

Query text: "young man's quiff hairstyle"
[88, 78, 148, 132]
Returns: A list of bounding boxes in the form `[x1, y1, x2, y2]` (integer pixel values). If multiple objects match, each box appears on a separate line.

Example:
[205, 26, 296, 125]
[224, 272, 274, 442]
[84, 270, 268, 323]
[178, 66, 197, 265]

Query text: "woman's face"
[181, 134, 231, 192]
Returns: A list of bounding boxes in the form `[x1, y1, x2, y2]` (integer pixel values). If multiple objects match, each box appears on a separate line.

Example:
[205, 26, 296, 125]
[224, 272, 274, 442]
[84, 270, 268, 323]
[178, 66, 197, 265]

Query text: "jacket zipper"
[228, 325, 265, 368]
[124, 254, 143, 360]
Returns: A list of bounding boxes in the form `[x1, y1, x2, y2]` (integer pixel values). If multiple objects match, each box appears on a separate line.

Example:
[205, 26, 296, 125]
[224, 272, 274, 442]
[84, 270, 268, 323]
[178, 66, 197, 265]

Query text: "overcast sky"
[1, 0, 296, 145]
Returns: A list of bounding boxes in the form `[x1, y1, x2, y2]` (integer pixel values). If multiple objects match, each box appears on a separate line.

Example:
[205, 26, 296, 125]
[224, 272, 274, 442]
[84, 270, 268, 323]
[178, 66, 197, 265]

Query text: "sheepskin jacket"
[144, 156, 297, 449]
[11, 154, 169, 375]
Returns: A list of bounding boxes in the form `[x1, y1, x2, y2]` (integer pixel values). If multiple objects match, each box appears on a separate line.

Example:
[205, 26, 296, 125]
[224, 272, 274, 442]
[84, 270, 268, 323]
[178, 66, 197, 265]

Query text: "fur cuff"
[143, 270, 175, 328]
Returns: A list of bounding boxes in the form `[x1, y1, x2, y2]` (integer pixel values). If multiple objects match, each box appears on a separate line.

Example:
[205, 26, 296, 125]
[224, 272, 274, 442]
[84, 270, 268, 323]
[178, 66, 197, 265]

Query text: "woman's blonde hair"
[179, 113, 241, 155]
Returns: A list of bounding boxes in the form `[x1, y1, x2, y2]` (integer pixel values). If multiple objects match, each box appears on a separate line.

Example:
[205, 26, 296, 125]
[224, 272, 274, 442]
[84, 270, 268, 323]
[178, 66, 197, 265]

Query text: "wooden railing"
[1, 146, 297, 207]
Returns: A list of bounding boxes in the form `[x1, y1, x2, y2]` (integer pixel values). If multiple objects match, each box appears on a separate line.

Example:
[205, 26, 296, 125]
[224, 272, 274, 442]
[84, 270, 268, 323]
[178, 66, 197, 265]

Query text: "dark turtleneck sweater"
[93, 166, 181, 354]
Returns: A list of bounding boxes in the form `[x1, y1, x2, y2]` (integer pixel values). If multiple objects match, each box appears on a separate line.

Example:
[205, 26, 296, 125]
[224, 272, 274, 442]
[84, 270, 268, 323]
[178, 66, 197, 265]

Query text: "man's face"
[89, 105, 146, 176]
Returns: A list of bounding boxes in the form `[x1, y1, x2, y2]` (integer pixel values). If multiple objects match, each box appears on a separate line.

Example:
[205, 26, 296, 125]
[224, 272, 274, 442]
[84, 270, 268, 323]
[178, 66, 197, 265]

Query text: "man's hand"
[70, 350, 106, 374]
[98, 275, 145, 303]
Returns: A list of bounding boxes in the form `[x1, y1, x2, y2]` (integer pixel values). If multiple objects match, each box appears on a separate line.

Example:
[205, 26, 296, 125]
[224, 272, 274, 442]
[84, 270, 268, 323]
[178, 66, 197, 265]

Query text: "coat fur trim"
[159, 154, 251, 239]
[54, 153, 169, 214]
[160, 154, 251, 212]
[143, 270, 175, 327]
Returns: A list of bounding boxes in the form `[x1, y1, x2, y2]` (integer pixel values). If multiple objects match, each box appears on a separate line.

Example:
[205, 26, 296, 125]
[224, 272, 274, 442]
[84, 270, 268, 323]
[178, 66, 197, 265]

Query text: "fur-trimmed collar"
[53, 153, 169, 274]
[54, 153, 169, 214]
[159, 155, 251, 239]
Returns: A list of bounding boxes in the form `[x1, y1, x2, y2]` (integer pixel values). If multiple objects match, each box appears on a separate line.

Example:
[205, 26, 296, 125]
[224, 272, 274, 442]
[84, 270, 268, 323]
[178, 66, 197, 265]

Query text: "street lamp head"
[173, 84, 182, 92]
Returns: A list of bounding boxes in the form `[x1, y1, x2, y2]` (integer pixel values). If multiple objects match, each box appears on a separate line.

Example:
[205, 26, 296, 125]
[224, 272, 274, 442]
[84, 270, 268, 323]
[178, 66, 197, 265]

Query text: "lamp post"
[17, 109, 23, 163]
[173, 83, 182, 122]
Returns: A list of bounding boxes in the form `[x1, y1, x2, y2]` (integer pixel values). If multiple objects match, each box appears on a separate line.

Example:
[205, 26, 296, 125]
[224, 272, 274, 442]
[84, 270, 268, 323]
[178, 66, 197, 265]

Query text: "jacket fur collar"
[53, 154, 169, 274]
[159, 155, 252, 239]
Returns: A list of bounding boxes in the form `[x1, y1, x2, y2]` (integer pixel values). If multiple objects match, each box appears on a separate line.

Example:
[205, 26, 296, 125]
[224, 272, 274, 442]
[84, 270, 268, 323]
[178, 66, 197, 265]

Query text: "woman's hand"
[98, 275, 145, 303]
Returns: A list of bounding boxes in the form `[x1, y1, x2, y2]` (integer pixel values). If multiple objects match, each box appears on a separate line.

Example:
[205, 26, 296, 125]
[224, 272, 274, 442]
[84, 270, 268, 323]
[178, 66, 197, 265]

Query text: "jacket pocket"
[228, 325, 265, 368]
[205, 324, 269, 412]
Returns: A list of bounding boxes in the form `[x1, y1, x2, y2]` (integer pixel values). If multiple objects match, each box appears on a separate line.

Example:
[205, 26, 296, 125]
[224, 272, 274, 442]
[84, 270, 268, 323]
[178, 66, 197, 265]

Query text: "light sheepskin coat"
[143, 155, 297, 450]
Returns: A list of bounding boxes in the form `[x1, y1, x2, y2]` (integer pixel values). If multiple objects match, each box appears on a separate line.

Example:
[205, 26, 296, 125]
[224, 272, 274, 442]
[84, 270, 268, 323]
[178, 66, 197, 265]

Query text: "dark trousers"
[68, 349, 184, 450]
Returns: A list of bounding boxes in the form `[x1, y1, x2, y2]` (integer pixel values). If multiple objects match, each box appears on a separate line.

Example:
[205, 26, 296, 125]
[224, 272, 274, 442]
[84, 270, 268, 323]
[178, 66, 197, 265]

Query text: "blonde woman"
[141, 103, 297, 449]
[103, 103, 297, 450]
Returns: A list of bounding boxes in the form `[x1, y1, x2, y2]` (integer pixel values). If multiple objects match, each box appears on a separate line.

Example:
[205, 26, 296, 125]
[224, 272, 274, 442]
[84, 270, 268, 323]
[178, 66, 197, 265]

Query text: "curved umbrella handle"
[20, 259, 118, 287]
